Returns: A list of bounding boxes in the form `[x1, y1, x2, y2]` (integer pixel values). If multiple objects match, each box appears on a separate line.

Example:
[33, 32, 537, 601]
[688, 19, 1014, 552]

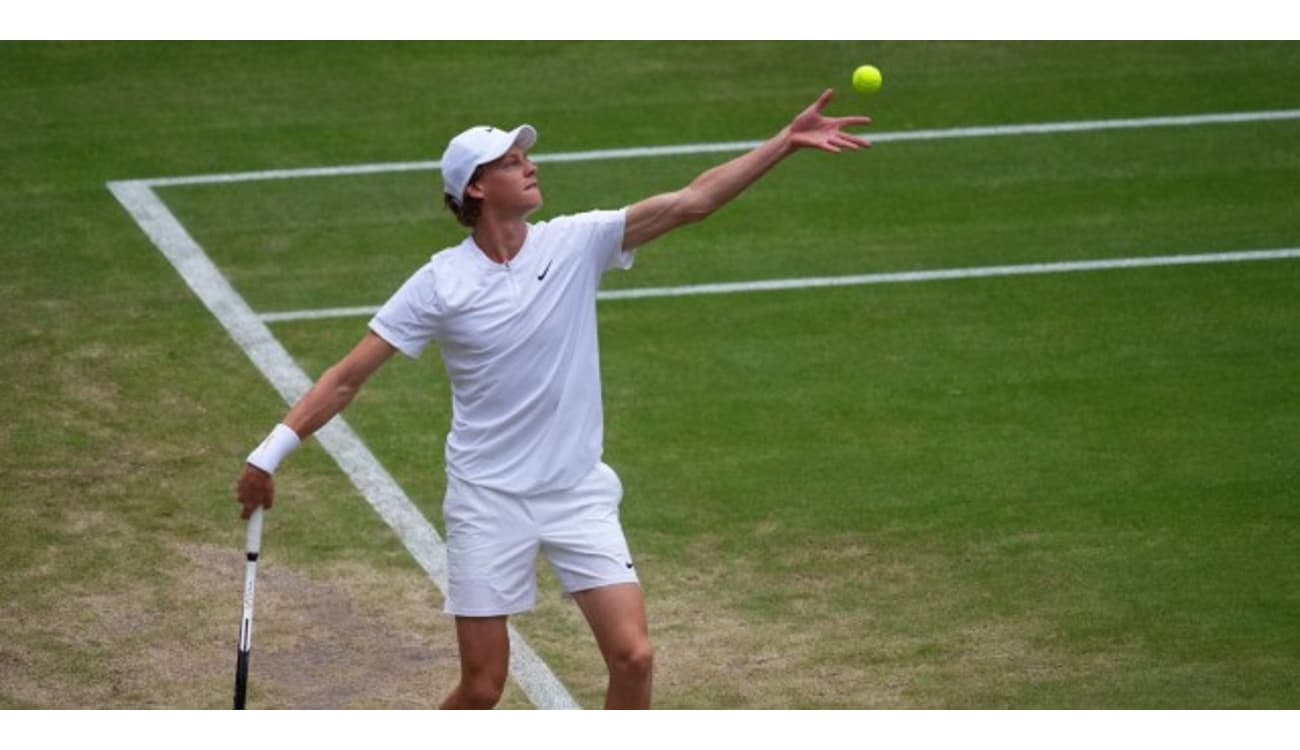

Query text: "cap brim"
[509, 124, 538, 153]
[473, 124, 538, 171]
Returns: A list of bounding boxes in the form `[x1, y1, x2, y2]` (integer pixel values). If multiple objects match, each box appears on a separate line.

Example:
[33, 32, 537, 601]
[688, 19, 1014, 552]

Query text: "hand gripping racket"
[233, 507, 264, 709]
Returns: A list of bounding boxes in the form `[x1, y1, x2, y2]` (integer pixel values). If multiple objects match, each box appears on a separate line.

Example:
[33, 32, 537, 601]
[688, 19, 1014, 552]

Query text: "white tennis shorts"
[442, 461, 639, 617]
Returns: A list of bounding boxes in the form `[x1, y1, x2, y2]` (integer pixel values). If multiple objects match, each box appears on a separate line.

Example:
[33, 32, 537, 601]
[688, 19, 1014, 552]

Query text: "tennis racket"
[233, 507, 264, 709]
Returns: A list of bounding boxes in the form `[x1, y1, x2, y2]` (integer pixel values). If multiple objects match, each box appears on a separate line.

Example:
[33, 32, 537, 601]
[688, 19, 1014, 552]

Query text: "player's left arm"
[622, 88, 871, 251]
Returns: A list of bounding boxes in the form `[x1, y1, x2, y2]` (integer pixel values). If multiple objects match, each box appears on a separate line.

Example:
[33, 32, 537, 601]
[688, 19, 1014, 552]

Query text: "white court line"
[107, 179, 580, 710]
[137, 108, 1300, 188]
[258, 248, 1300, 323]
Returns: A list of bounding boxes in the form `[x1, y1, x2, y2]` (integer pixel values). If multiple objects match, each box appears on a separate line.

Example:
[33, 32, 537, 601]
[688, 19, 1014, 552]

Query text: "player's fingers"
[830, 135, 863, 151]
[812, 88, 834, 112]
[241, 494, 271, 519]
[237, 477, 271, 518]
[839, 133, 873, 148]
[836, 116, 873, 127]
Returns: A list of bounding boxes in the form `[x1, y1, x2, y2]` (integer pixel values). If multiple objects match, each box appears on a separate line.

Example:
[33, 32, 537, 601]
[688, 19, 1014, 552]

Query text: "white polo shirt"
[369, 209, 635, 495]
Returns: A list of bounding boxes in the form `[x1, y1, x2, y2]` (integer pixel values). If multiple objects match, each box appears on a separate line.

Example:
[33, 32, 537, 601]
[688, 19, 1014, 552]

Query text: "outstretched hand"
[786, 89, 872, 153]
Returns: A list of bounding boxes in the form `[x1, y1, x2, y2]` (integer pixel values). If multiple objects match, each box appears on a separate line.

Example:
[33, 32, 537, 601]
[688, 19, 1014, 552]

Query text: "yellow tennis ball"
[852, 64, 883, 95]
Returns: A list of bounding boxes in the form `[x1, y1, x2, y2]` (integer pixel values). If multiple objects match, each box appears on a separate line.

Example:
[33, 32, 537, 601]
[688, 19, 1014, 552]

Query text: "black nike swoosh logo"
[537, 260, 553, 281]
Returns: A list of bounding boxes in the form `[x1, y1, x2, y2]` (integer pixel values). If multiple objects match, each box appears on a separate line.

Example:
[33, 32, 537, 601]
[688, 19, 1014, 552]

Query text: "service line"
[137, 108, 1300, 188]
[257, 248, 1300, 324]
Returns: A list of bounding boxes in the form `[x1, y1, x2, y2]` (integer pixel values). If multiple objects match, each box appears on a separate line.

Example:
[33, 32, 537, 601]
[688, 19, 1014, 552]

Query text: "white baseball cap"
[441, 124, 538, 204]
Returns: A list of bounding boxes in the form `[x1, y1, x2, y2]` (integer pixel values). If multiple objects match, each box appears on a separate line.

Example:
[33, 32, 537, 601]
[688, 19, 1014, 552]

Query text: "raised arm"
[236, 331, 397, 518]
[622, 89, 871, 250]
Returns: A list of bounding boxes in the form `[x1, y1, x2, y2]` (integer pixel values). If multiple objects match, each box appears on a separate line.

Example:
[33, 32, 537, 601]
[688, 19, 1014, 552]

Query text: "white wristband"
[246, 424, 301, 474]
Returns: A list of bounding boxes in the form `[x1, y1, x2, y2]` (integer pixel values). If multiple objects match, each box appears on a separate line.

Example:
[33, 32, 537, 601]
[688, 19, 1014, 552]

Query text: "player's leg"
[572, 582, 653, 709]
[440, 615, 510, 709]
[540, 462, 649, 707]
[440, 476, 539, 709]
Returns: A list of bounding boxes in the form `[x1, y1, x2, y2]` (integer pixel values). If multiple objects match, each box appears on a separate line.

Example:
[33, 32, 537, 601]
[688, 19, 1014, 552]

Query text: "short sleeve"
[368, 263, 443, 359]
[571, 208, 635, 273]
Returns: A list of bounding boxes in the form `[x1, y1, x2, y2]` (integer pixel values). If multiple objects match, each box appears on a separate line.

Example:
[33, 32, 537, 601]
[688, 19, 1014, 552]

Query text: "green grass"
[3, 41, 1300, 708]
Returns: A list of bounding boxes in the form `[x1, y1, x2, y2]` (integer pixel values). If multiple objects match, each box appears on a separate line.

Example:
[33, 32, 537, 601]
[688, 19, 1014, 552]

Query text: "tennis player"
[236, 89, 870, 709]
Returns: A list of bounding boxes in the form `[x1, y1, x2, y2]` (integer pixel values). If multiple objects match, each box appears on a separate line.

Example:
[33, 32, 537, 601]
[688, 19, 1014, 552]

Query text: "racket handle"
[246, 506, 264, 555]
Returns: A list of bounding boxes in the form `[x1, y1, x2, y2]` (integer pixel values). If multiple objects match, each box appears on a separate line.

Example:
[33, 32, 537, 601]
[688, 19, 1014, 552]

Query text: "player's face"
[473, 146, 542, 216]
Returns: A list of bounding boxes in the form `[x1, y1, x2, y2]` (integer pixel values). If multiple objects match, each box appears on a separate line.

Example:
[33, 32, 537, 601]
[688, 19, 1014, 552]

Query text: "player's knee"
[609, 641, 654, 681]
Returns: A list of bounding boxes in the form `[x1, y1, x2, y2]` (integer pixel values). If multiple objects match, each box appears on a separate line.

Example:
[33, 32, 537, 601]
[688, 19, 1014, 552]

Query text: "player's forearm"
[680, 128, 796, 217]
[242, 368, 358, 502]
[281, 366, 362, 439]
[242, 335, 391, 486]
[253, 332, 393, 459]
